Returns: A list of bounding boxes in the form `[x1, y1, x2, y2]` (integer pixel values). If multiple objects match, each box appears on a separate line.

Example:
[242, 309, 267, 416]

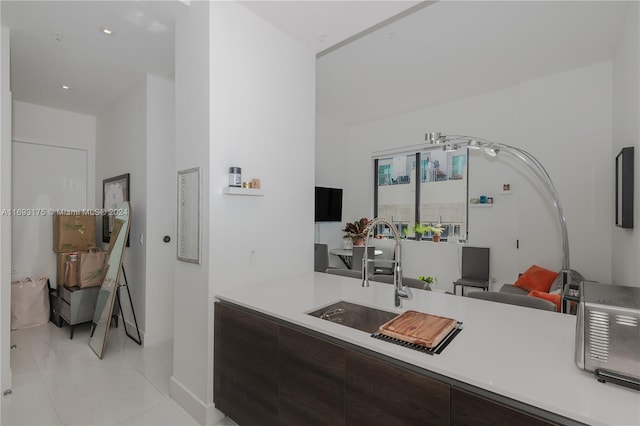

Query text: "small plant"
[418, 275, 438, 289]
[429, 224, 444, 236]
[342, 218, 371, 244]
[412, 223, 431, 234]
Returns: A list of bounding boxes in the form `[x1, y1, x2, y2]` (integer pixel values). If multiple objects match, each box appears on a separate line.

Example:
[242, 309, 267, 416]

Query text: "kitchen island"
[214, 272, 640, 425]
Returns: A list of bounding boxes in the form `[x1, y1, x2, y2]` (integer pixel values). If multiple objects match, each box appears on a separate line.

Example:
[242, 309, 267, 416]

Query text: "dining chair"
[372, 238, 395, 275]
[371, 274, 431, 291]
[325, 269, 363, 279]
[352, 246, 376, 272]
[314, 243, 330, 272]
[453, 246, 490, 296]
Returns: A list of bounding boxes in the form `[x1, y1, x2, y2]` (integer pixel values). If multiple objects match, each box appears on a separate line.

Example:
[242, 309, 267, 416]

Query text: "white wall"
[315, 113, 350, 266]
[171, 1, 212, 423]
[12, 101, 96, 209]
[612, 1, 640, 287]
[171, 2, 316, 424]
[96, 75, 176, 347]
[144, 76, 176, 346]
[1, 24, 12, 395]
[96, 82, 147, 336]
[209, 1, 315, 292]
[337, 62, 613, 292]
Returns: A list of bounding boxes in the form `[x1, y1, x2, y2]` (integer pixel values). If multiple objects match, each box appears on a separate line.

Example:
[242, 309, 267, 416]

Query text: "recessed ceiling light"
[61, 84, 70, 90]
[101, 27, 115, 36]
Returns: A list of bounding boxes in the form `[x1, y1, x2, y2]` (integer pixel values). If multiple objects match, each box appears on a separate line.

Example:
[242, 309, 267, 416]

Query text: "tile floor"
[2, 322, 236, 426]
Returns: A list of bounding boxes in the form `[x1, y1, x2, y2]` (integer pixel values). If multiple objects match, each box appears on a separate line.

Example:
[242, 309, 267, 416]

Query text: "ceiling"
[1, 1, 631, 123]
[316, 1, 630, 125]
[1, 0, 418, 116]
[1, 0, 186, 115]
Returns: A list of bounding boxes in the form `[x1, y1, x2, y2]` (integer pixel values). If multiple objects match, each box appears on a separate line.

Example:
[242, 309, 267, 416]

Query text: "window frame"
[373, 148, 469, 242]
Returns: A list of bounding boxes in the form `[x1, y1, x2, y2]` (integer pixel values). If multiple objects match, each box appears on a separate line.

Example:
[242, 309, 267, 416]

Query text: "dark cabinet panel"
[278, 326, 346, 426]
[451, 387, 556, 426]
[346, 350, 450, 426]
[214, 303, 279, 426]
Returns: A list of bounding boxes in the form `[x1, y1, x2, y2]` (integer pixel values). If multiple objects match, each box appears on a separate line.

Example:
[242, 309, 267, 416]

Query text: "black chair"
[371, 274, 431, 291]
[352, 246, 376, 272]
[453, 246, 490, 296]
[314, 243, 330, 272]
[325, 268, 363, 279]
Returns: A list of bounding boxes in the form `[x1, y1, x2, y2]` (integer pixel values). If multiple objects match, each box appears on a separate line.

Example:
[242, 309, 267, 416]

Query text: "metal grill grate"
[371, 322, 462, 355]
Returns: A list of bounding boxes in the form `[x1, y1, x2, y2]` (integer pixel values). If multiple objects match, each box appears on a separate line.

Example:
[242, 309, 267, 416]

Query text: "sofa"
[468, 267, 584, 312]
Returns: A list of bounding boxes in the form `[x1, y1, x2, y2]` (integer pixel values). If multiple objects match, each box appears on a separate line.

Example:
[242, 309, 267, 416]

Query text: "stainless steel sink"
[307, 300, 398, 333]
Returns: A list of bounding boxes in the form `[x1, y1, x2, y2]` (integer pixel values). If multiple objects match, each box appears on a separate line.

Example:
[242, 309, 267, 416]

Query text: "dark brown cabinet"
[214, 302, 567, 426]
[451, 387, 556, 426]
[214, 303, 279, 426]
[346, 350, 450, 426]
[279, 326, 346, 425]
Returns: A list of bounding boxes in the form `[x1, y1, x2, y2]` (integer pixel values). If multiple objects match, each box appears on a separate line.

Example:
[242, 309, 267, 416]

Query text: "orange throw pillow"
[513, 265, 558, 293]
[528, 290, 561, 312]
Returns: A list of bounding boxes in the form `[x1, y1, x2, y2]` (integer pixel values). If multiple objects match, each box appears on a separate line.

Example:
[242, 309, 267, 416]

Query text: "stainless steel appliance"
[575, 281, 640, 390]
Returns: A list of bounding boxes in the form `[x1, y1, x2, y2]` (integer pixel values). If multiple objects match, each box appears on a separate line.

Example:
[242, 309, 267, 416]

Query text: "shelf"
[499, 190, 512, 195]
[469, 203, 493, 208]
[221, 187, 264, 196]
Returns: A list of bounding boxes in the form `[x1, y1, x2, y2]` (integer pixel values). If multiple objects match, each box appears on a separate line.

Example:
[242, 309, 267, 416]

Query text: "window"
[375, 154, 415, 236]
[374, 148, 468, 241]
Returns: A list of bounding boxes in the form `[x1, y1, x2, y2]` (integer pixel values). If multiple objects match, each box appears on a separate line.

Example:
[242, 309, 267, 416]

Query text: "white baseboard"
[169, 375, 225, 425]
[121, 318, 144, 345]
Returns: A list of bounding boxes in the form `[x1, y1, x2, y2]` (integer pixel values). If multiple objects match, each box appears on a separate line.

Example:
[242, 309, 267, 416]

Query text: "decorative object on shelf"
[251, 178, 261, 189]
[418, 275, 438, 290]
[228, 167, 241, 188]
[469, 197, 480, 204]
[424, 133, 571, 294]
[503, 183, 510, 191]
[177, 167, 202, 264]
[479, 195, 487, 204]
[487, 197, 494, 204]
[342, 217, 370, 246]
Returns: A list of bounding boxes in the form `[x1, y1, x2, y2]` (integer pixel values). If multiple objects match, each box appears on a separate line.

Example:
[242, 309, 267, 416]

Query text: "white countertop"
[215, 272, 640, 426]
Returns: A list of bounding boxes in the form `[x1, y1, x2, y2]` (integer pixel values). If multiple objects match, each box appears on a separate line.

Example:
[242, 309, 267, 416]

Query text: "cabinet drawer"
[60, 300, 71, 322]
[60, 286, 72, 303]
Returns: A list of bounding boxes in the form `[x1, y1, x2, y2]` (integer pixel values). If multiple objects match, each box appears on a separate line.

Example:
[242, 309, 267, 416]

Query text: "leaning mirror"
[89, 202, 131, 358]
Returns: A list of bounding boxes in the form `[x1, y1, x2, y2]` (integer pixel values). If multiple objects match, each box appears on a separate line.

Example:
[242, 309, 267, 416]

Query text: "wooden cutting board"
[378, 310, 457, 348]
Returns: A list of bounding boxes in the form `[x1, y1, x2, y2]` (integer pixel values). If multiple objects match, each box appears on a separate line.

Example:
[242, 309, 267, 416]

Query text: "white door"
[11, 141, 88, 282]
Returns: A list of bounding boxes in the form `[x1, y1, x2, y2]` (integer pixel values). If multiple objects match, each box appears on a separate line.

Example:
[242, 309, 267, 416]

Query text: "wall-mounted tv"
[315, 186, 343, 222]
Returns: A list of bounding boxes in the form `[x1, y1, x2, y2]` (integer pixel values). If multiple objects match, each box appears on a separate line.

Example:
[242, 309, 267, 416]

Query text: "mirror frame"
[89, 202, 131, 358]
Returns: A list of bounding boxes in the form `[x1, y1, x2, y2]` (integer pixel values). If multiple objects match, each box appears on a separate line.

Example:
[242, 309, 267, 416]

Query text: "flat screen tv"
[315, 186, 343, 222]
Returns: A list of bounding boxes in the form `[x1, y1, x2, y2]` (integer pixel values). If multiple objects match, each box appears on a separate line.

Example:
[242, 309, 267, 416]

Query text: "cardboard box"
[52, 214, 96, 253]
[56, 252, 71, 289]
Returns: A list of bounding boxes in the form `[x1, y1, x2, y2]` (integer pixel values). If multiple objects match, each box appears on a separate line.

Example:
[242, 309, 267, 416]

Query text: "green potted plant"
[418, 275, 438, 290]
[342, 217, 370, 246]
[411, 223, 431, 241]
[430, 224, 444, 242]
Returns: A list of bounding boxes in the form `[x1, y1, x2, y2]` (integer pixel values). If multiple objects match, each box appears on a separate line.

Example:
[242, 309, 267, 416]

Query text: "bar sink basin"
[307, 300, 398, 333]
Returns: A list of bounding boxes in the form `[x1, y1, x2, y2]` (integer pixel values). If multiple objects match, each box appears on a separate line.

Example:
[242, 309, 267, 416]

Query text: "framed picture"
[103, 173, 130, 244]
[615, 147, 634, 229]
[177, 167, 201, 264]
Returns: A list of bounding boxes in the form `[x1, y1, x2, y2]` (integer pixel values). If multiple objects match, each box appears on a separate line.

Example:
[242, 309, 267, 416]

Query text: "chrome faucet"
[362, 217, 412, 307]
